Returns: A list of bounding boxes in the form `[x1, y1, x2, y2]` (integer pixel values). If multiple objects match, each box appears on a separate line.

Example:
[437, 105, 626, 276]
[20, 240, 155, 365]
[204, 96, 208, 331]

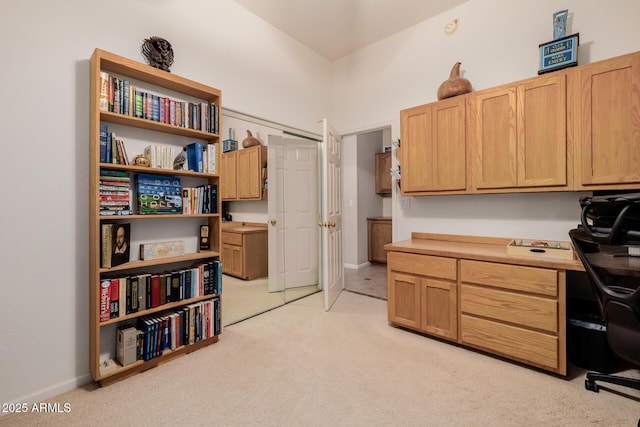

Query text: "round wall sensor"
[444, 19, 459, 35]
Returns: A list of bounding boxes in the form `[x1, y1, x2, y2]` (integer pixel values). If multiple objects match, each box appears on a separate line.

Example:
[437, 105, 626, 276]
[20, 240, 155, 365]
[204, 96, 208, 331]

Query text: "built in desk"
[385, 233, 585, 376]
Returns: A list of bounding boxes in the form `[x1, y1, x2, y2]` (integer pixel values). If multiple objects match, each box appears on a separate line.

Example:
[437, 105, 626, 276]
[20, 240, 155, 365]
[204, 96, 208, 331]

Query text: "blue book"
[99, 124, 108, 163]
[210, 183, 218, 213]
[105, 131, 112, 163]
[185, 142, 204, 172]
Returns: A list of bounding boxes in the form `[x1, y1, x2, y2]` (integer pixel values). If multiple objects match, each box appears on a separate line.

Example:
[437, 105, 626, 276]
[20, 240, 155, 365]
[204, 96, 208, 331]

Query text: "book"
[207, 143, 217, 174]
[109, 278, 119, 319]
[139, 240, 185, 260]
[99, 124, 108, 163]
[117, 326, 138, 367]
[99, 72, 109, 111]
[185, 142, 204, 172]
[111, 223, 131, 267]
[136, 173, 182, 214]
[99, 280, 111, 322]
[101, 224, 113, 268]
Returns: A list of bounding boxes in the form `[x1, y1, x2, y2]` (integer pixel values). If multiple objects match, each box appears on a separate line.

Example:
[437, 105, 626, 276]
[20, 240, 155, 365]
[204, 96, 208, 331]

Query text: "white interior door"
[321, 119, 344, 311]
[268, 136, 319, 293]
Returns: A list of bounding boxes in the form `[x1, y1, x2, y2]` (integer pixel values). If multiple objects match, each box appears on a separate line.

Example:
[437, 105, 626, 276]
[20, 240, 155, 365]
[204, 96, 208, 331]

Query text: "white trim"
[344, 262, 371, 270]
[222, 108, 321, 141]
[1, 374, 93, 414]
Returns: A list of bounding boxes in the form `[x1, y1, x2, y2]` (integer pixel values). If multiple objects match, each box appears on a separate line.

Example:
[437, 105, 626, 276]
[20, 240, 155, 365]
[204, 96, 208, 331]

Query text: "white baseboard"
[344, 262, 371, 270]
[1, 373, 93, 416]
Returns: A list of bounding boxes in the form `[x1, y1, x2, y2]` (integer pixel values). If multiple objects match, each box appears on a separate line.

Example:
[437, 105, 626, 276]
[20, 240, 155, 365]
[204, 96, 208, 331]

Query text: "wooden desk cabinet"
[367, 217, 392, 263]
[221, 223, 268, 280]
[386, 233, 579, 375]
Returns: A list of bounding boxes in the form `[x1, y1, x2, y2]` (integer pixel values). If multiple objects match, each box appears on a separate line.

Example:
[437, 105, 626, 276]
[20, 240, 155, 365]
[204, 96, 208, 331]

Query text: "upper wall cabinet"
[221, 145, 267, 201]
[400, 96, 467, 195]
[468, 72, 570, 193]
[571, 51, 640, 190]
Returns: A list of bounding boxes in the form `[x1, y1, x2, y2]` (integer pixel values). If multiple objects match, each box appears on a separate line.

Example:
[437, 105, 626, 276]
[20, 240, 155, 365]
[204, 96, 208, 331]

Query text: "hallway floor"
[344, 262, 387, 300]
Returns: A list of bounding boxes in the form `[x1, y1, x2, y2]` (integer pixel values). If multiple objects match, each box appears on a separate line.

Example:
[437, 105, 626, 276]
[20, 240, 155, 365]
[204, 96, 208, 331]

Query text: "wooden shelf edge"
[100, 251, 220, 273]
[96, 335, 220, 386]
[100, 111, 219, 140]
[99, 162, 219, 178]
[99, 294, 221, 326]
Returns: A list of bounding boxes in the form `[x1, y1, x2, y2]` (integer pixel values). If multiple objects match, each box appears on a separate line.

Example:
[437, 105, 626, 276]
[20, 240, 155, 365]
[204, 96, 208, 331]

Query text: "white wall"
[357, 131, 383, 265]
[0, 0, 331, 407]
[331, 0, 640, 242]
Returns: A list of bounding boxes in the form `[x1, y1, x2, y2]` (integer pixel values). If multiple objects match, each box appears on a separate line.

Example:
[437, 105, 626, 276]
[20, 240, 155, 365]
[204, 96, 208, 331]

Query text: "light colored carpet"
[2, 291, 639, 426]
[222, 274, 319, 326]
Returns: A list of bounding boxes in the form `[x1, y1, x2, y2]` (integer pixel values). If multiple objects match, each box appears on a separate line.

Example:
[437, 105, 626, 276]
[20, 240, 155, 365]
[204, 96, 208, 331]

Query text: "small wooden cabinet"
[367, 217, 391, 263]
[375, 152, 391, 194]
[400, 96, 467, 195]
[221, 145, 267, 200]
[387, 251, 458, 341]
[221, 222, 268, 280]
[469, 72, 569, 192]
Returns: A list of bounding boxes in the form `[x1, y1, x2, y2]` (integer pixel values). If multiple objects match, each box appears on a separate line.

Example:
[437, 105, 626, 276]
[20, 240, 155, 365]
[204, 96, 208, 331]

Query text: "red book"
[151, 274, 161, 308]
[109, 278, 119, 319]
[100, 280, 111, 322]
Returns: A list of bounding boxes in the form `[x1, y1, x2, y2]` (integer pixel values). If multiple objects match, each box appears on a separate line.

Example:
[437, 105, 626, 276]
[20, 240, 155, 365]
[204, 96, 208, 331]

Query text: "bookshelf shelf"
[90, 48, 223, 385]
[99, 251, 221, 273]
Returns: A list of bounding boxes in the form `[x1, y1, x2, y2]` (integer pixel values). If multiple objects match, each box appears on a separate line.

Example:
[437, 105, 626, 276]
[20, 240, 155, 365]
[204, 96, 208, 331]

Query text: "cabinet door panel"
[221, 151, 237, 199]
[432, 97, 466, 191]
[387, 271, 420, 329]
[472, 87, 517, 189]
[421, 278, 458, 340]
[577, 53, 640, 186]
[401, 105, 432, 192]
[238, 148, 261, 199]
[517, 75, 567, 187]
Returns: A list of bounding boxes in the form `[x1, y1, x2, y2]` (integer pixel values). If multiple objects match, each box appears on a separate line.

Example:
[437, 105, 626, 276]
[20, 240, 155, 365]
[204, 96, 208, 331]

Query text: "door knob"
[270, 219, 277, 225]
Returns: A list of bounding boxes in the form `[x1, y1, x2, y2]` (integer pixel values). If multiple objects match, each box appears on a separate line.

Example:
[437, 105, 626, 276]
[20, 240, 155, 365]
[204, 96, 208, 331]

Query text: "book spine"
[99, 280, 110, 322]
[101, 224, 112, 268]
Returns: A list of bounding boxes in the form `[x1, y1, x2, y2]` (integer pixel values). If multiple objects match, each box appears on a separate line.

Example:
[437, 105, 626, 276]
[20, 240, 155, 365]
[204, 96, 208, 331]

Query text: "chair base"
[585, 371, 640, 392]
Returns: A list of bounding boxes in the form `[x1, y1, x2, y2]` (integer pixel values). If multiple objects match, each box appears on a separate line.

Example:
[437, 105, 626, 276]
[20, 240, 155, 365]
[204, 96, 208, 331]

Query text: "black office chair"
[568, 193, 640, 396]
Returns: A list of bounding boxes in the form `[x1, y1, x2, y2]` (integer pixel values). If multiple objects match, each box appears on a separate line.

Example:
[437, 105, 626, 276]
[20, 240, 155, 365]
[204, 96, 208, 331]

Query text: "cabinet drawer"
[460, 314, 558, 370]
[388, 252, 457, 280]
[461, 284, 558, 333]
[222, 232, 243, 246]
[460, 259, 557, 296]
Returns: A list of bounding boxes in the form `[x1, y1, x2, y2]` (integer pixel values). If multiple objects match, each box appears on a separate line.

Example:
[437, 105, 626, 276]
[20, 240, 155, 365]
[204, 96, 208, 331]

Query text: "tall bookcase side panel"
[89, 48, 222, 383]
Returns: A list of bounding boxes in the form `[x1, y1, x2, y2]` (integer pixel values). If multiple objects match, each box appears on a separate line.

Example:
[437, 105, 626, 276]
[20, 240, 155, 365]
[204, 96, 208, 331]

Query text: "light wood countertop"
[222, 221, 268, 234]
[385, 232, 585, 271]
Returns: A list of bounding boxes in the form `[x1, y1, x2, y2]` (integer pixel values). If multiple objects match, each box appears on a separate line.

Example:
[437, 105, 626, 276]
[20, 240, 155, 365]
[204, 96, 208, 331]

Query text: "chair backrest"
[569, 228, 640, 365]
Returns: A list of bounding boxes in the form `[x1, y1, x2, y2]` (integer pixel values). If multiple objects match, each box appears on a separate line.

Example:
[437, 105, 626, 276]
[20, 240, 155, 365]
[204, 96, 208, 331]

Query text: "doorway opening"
[342, 126, 393, 300]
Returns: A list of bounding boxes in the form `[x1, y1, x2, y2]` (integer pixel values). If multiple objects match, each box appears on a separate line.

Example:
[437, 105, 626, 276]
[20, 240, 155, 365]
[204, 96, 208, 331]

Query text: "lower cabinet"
[221, 226, 268, 280]
[387, 252, 458, 341]
[387, 250, 566, 375]
[459, 259, 564, 373]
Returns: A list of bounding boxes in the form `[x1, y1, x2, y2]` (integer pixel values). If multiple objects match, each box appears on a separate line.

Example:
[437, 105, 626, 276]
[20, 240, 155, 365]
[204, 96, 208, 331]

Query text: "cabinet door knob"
[270, 219, 277, 225]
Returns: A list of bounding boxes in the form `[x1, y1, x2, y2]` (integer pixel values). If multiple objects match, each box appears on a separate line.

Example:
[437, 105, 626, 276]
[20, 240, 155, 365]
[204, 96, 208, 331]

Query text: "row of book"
[137, 297, 221, 361]
[100, 170, 132, 217]
[99, 71, 219, 134]
[99, 259, 222, 321]
[142, 141, 217, 174]
[115, 297, 221, 366]
[100, 124, 130, 164]
[182, 184, 218, 214]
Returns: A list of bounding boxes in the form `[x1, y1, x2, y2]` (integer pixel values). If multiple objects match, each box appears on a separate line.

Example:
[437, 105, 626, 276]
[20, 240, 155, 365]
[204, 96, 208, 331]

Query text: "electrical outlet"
[399, 196, 411, 209]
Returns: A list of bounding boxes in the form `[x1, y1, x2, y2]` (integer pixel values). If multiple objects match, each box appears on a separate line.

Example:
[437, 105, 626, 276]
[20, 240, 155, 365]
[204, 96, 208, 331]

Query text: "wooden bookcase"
[89, 48, 223, 385]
